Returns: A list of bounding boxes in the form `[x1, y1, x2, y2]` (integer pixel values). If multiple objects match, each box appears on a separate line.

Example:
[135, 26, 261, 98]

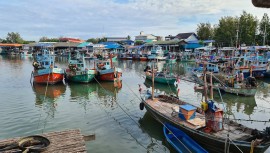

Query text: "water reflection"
[32, 84, 66, 106]
[143, 79, 178, 95]
[68, 81, 122, 108]
[139, 112, 176, 153]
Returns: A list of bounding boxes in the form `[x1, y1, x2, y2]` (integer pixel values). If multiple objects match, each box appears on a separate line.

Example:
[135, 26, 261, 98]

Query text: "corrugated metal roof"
[54, 42, 80, 47]
[77, 42, 91, 48]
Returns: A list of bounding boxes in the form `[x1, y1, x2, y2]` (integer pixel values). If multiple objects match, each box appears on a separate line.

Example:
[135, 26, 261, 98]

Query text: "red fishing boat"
[95, 57, 122, 81]
[32, 50, 64, 85]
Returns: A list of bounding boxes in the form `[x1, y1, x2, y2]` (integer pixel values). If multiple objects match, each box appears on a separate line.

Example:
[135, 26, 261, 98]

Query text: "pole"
[152, 63, 155, 100]
[204, 63, 208, 101]
[210, 72, 213, 100]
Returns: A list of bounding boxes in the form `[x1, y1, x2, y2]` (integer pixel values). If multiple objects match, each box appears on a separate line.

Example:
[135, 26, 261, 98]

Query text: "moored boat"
[144, 65, 177, 85]
[140, 66, 270, 153]
[65, 51, 96, 83]
[32, 49, 64, 85]
[163, 123, 208, 153]
[95, 58, 122, 81]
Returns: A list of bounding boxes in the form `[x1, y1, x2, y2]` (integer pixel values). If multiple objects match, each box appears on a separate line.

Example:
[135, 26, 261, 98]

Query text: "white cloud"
[0, 0, 268, 41]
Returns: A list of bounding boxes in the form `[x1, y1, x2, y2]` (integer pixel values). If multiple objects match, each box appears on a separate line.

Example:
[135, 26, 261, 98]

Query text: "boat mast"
[203, 63, 208, 101]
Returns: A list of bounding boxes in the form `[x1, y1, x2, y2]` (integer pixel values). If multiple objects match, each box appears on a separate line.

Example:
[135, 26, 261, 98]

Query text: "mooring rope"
[93, 76, 168, 153]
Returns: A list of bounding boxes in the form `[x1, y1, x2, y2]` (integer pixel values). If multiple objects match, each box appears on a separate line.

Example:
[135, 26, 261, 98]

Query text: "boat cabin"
[96, 60, 111, 70]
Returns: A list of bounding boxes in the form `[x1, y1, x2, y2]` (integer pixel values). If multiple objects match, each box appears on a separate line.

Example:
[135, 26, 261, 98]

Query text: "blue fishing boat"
[163, 123, 208, 153]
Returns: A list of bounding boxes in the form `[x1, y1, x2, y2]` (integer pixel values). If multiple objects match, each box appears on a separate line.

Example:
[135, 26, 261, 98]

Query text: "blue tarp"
[99, 42, 124, 49]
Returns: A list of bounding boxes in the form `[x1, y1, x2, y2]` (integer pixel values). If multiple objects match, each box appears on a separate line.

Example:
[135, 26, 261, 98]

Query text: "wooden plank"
[0, 129, 87, 153]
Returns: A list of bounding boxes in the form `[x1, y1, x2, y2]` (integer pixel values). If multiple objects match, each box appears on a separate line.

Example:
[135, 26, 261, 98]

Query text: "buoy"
[139, 102, 144, 110]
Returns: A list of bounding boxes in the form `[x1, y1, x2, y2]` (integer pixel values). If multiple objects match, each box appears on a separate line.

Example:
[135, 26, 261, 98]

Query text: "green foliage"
[258, 13, 270, 45]
[39, 36, 59, 42]
[127, 35, 131, 40]
[86, 38, 98, 44]
[213, 16, 238, 47]
[238, 11, 258, 46]
[196, 22, 214, 40]
[6, 32, 24, 43]
[134, 40, 144, 45]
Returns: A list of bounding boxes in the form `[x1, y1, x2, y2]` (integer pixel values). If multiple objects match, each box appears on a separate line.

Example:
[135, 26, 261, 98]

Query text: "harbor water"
[0, 55, 270, 153]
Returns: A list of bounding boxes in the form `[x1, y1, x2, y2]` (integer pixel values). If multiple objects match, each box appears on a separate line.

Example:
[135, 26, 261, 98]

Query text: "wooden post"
[210, 72, 213, 100]
[152, 63, 155, 100]
[204, 64, 208, 102]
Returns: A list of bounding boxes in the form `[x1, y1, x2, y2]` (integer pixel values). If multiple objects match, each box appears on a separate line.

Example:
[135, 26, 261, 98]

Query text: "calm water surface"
[0, 55, 270, 153]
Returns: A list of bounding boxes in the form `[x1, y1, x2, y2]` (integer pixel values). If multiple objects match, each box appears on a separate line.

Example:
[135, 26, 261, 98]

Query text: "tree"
[6, 32, 24, 43]
[86, 38, 98, 44]
[238, 11, 258, 46]
[39, 36, 59, 42]
[196, 22, 214, 40]
[258, 13, 270, 45]
[127, 35, 131, 40]
[213, 16, 238, 47]
[134, 40, 143, 45]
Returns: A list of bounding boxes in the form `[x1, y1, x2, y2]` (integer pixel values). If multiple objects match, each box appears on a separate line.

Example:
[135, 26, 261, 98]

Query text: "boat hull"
[140, 57, 148, 61]
[33, 68, 64, 85]
[163, 123, 208, 153]
[215, 87, 257, 96]
[146, 75, 176, 85]
[98, 69, 122, 81]
[142, 100, 269, 153]
[66, 70, 96, 83]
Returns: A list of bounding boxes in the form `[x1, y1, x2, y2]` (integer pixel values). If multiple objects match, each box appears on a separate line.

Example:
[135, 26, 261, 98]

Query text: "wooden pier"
[0, 129, 87, 153]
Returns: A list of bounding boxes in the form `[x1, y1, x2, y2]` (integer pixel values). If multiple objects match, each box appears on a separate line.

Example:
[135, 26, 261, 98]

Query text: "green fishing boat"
[65, 51, 96, 83]
[144, 65, 177, 85]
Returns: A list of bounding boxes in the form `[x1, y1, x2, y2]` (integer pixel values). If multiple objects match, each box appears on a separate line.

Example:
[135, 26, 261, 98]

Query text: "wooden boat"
[95, 58, 122, 81]
[144, 65, 177, 85]
[191, 69, 257, 96]
[140, 66, 270, 153]
[163, 123, 208, 153]
[32, 49, 64, 85]
[65, 51, 96, 83]
[140, 54, 148, 61]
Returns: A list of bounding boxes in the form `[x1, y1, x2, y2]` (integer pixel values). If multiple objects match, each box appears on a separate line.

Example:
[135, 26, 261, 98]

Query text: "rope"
[93, 77, 167, 153]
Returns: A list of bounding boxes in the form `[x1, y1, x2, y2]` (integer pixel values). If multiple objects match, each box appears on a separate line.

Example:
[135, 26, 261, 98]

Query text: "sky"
[0, 0, 268, 41]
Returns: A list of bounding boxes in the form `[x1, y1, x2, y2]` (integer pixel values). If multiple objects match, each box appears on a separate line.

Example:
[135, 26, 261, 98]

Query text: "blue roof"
[187, 40, 215, 44]
[185, 43, 203, 49]
[99, 42, 124, 49]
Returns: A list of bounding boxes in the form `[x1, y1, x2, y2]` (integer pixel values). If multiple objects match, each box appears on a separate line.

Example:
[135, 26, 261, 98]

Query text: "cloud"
[0, 0, 268, 41]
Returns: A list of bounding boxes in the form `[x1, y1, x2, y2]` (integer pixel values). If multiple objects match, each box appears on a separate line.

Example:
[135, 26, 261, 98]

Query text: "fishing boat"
[147, 45, 167, 61]
[144, 65, 177, 85]
[32, 49, 64, 85]
[191, 69, 258, 96]
[140, 54, 148, 61]
[95, 57, 122, 81]
[140, 65, 270, 153]
[163, 123, 208, 153]
[65, 51, 96, 83]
